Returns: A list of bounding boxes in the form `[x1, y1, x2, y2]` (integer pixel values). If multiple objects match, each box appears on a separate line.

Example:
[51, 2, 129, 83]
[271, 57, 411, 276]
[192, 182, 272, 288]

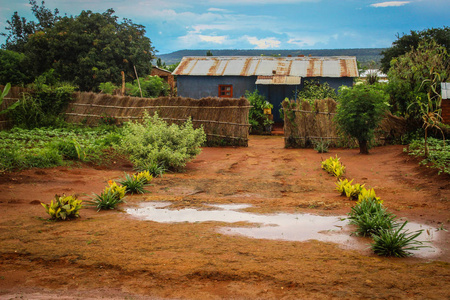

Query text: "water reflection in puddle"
[126, 202, 442, 258]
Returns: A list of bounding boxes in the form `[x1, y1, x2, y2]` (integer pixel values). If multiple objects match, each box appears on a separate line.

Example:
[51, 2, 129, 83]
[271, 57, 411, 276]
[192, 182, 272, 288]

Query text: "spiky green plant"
[118, 172, 149, 194]
[348, 198, 396, 236]
[87, 189, 125, 211]
[371, 221, 427, 257]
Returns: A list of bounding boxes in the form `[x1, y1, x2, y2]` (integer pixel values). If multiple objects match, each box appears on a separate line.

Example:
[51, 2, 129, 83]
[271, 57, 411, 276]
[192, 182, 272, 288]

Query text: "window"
[218, 85, 233, 98]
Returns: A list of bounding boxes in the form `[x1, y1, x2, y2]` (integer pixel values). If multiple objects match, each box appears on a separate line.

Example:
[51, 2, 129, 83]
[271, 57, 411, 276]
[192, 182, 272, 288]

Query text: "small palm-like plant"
[118, 172, 149, 194]
[371, 221, 426, 257]
[348, 198, 396, 236]
[87, 189, 125, 211]
[351, 210, 397, 237]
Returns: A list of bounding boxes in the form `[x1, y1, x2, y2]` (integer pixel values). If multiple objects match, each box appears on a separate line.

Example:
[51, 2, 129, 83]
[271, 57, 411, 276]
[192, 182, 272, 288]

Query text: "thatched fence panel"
[283, 98, 406, 148]
[0, 85, 29, 130]
[65, 92, 251, 146]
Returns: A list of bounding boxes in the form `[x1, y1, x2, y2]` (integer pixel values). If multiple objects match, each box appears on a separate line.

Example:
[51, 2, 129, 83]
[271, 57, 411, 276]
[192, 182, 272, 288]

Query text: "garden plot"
[0, 135, 449, 299]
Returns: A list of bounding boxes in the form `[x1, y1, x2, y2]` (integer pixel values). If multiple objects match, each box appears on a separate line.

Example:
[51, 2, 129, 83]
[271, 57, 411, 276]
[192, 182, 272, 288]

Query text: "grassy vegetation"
[0, 125, 121, 172]
[405, 137, 450, 175]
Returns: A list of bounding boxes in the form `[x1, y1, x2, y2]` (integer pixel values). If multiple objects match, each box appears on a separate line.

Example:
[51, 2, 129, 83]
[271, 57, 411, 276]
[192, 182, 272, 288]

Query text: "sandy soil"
[0, 135, 449, 299]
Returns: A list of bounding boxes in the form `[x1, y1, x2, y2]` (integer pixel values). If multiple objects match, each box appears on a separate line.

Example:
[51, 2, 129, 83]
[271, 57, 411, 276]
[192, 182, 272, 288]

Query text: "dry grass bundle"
[283, 98, 338, 148]
[65, 93, 251, 146]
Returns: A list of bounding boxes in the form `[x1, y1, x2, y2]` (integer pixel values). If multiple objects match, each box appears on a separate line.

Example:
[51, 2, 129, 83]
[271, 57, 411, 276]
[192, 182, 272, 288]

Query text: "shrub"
[126, 75, 169, 98]
[357, 188, 382, 204]
[335, 84, 389, 154]
[88, 189, 125, 211]
[406, 137, 450, 175]
[246, 90, 274, 133]
[136, 160, 167, 177]
[321, 155, 345, 178]
[41, 194, 82, 220]
[10, 83, 76, 128]
[313, 139, 330, 153]
[117, 113, 206, 171]
[99, 82, 118, 95]
[118, 172, 150, 194]
[371, 221, 426, 257]
[348, 198, 396, 237]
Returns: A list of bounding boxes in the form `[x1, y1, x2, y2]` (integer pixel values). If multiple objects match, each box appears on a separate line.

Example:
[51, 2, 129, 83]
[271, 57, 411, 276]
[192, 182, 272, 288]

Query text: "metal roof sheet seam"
[172, 56, 358, 78]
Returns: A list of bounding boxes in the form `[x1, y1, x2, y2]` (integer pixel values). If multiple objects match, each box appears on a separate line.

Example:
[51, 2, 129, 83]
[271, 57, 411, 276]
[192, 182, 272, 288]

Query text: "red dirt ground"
[0, 136, 449, 299]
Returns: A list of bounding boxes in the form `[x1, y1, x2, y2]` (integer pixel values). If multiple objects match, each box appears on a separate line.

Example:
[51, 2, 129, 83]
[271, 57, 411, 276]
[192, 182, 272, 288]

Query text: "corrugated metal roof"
[442, 82, 450, 99]
[255, 75, 301, 85]
[173, 56, 358, 77]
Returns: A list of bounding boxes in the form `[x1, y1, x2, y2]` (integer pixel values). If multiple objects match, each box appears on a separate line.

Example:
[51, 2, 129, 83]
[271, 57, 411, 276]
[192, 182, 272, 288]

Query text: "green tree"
[206, 50, 213, 56]
[335, 84, 389, 154]
[1, 0, 60, 52]
[386, 40, 449, 123]
[2, 2, 155, 91]
[166, 62, 180, 72]
[0, 49, 30, 85]
[380, 27, 450, 74]
[156, 58, 166, 69]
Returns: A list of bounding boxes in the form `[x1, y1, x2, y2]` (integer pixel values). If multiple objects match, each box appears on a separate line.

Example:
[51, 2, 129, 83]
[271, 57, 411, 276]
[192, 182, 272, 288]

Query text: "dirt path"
[0, 136, 449, 299]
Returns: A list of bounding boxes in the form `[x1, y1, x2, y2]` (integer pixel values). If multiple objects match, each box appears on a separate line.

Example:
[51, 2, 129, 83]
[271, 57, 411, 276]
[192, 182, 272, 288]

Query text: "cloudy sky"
[0, 0, 448, 54]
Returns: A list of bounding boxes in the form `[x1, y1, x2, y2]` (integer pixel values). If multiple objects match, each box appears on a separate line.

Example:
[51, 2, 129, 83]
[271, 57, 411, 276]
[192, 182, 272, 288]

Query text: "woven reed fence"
[65, 92, 251, 146]
[0, 85, 29, 130]
[283, 98, 406, 148]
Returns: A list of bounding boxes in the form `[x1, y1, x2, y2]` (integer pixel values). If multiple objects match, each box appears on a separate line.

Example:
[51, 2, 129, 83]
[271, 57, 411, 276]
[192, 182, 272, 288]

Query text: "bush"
[371, 221, 426, 257]
[41, 194, 82, 220]
[321, 155, 345, 178]
[117, 113, 206, 171]
[99, 82, 119, 95]
[126, 75, 169, 98]
[87, 180, 126, 211]
[10, 82, 76, 128]
[348, 198, 396, 237]
[246, 90, 273, 133]
[313, 139, 330, 153]
[335, 84, 389, 154]
[406, 137, 450, 175]
[118, 172, 151, 194]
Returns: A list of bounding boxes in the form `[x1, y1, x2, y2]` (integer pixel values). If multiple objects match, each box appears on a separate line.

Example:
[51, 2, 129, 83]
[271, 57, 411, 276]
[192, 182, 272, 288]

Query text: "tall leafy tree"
[380, 27, 450, 74]
[0, 49, 30, 85]
[1, 0, 59, 52]
[2, 2, 155, 91]
[386, 40, 449, 122]
[335, 84, 389, 154]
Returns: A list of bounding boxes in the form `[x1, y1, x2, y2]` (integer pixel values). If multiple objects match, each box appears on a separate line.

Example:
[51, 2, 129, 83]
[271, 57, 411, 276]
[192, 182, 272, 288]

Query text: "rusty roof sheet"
[255, 75, 301, 85]
[173, 56, 358, 77]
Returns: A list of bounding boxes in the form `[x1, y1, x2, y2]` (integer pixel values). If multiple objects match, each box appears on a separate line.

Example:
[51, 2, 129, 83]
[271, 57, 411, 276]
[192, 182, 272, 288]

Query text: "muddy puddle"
[126, 202, 443, 258]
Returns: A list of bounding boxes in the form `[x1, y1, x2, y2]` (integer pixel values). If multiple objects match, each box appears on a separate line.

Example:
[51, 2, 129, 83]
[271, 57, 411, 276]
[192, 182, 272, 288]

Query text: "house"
[172, 56, 358, 122]
[442, 82, 450, 124]
[151, 66, 176, 91]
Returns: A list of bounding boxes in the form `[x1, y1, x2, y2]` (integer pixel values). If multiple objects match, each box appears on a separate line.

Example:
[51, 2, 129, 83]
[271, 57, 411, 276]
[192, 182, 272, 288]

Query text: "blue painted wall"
[177, 75, 257, 99]
[177, 75, 354, 122]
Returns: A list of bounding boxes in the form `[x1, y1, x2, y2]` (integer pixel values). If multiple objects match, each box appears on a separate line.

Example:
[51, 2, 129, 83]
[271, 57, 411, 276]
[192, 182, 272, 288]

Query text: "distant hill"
[157, 48, 385, 67]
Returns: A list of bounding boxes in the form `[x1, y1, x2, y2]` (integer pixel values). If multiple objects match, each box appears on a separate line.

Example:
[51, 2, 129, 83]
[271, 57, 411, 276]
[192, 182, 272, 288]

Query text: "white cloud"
[207, 8, 230, 12]
[370, 1, 411, 7]
[245, 36, 281, 49]
[199, 35, 227, 44]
